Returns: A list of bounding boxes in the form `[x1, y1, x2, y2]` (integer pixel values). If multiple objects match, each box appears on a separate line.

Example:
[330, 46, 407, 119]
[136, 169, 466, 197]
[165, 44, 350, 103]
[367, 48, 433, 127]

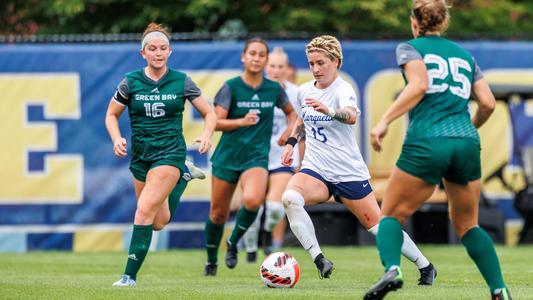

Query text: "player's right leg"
[445, 179, 511, 299]
[114, 165, 180, 286]
[282, 171, 332, 279]
[204, 171, 237, 276]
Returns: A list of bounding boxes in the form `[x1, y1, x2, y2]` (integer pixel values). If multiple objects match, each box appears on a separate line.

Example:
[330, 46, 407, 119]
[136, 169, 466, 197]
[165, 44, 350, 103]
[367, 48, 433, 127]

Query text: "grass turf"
[1, 245, 531, 299]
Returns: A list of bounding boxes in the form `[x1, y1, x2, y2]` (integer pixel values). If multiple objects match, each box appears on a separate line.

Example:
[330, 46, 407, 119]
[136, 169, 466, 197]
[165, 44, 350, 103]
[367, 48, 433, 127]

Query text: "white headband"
[141, 31, 170, 49]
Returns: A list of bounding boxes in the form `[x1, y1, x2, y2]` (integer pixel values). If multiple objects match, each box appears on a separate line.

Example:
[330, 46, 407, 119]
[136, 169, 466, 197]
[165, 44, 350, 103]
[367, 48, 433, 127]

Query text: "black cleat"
[418, 263, 437, 285]
[225, 240, 238, 269]
[262, 231, 273, 255]
[314, 254, 334, 279]
[364, 267, 404, 300]
[204, 262, 217, 276]
[492, 288, 512, 300]
[246, 251, 257, 263]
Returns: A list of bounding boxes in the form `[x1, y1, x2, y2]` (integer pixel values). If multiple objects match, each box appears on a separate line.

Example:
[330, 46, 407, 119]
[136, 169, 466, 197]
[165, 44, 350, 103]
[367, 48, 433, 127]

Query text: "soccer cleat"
[418, 263, 437, 285]
[185, 159, 206, 180]
[225, 240, 238, 269]
[112, 274, 136, 287]
[204, 262, 218, 276]
[246, 251, 257, 263]
[314, 254, 334, 279]
[262, 231, 273, 255]
[492, 288, 512, 300]
[364, 267, 404, 300]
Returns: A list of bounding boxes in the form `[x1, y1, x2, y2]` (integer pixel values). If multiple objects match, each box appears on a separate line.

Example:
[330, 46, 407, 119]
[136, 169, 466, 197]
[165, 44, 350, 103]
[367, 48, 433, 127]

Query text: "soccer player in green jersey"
[204, 38, 297, 276]
[105, 23, 216, 286]
[365, 1, 511, 299]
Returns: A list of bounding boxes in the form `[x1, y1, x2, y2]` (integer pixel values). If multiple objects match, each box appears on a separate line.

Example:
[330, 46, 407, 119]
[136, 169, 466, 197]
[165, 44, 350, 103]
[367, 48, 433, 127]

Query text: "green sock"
[229, 206, 258, 245]
[124, 224, 153, 280]
[376, 217, 404, 271]
[205, 219, 224, 264]
[461, 227, 506, 292]
[169, 178, 187, 220]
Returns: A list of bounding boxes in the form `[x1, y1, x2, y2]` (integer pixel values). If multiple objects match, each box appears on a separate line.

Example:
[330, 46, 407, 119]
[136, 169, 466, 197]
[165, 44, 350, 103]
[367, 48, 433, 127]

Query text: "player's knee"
[282, 189, 304, 209]
[210, 210, 227, 224]
[452, 221, 477, 238]
[242, 197, 262, 211]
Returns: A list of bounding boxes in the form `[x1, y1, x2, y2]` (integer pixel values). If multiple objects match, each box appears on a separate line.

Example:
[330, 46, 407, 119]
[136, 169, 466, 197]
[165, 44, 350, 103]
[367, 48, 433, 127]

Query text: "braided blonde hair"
[306, 35, 343, 69]
[412, 0, 450, 36]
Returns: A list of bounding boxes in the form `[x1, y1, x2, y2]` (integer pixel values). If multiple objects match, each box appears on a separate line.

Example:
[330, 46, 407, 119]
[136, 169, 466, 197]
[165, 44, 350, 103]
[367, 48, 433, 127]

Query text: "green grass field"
[1, 246, 531, 299]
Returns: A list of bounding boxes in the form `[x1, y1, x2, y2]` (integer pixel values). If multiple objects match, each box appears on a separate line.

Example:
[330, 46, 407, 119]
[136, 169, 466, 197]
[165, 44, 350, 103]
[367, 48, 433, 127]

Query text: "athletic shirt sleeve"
[113, 78, 130, 106]
[184, 76, 202, 101]
[338, 83, 361, 115]
[396, 42, 422, 66]
[276, 89, 289, 109]
[214, 83, 232, 110]
[472, 57, 484, 82]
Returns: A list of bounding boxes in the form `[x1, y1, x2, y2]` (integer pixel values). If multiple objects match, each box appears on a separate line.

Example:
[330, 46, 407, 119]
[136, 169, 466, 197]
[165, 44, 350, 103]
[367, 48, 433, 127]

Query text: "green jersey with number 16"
[113, 68, 201, 161]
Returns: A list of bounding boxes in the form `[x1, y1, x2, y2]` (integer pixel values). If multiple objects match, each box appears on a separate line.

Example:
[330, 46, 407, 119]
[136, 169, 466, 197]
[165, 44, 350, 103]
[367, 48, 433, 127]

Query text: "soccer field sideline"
[1, 245, 531, 299]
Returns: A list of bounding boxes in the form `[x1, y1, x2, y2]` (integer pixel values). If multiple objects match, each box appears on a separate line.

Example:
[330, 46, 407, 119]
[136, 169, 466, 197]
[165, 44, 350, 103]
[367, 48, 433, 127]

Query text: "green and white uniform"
[113, 68, 201, 181]
[211, 76, 289, 183]
[395, 35, 483, 185]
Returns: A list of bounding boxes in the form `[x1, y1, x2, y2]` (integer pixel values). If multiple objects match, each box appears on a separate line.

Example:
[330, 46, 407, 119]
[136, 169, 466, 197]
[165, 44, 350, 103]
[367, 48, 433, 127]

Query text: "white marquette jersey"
[298, 77, 370, 182]
[268, 81, 301, 170]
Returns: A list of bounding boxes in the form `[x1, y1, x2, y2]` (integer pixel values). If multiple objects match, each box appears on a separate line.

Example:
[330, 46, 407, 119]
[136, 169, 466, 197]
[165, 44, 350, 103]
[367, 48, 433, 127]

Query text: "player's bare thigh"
[339, 192, 381, 229]
[134, 165, 180, 225]
[381, 167, 436, 224]
[266, 172, 293, 202]
[285, 172, 330, 205]
[240, 167, 269, 210]
[444, 179, 480, 238]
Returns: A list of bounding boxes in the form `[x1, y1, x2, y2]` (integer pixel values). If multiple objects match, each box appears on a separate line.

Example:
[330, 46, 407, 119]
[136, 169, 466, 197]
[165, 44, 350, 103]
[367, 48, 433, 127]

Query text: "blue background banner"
[1, 41, 533, 250]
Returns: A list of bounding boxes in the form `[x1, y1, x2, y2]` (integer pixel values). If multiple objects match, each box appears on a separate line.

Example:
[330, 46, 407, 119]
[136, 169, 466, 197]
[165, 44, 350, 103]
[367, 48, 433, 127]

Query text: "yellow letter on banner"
[0, 74, 83, 204]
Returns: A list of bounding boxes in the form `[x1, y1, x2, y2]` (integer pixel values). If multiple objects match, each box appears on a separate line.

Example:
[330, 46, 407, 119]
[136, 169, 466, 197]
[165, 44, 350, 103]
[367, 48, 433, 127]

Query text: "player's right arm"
[213, 83, 257, 131]
[105, 80, 128, 157]
[471, 76, 496, 129]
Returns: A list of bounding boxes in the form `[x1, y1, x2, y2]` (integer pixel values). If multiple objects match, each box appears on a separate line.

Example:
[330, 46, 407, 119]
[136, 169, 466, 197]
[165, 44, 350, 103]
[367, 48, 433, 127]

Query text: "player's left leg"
[341, 189, 436, 285]
[226, 167, 268, 269]
[364, 168, 435, 299]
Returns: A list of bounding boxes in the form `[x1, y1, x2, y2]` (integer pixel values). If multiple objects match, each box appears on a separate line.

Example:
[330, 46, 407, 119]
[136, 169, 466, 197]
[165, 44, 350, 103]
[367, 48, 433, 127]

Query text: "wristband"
[285, 137, 297, 147]
[327, 107, 336, 118]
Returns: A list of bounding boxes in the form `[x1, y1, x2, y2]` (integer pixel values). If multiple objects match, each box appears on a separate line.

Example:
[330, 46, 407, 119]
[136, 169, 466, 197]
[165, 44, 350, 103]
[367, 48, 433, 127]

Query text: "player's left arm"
[190, 95, 217, 154]
[278, 102, 297, 146]
[305, 98, 357, 125]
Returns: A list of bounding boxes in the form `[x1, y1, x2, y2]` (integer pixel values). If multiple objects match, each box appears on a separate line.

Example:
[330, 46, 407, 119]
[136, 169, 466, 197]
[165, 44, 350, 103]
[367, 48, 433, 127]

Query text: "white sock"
[242, 206, 263, 253]
[282, 189, 322, 260]
[368, 224, 430, 269]
[264, 200, 285, 232]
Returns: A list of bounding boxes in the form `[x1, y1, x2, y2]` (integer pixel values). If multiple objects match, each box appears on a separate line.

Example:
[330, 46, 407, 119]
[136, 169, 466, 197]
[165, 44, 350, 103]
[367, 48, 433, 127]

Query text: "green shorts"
[211, 161, 268, 184]
[396, 137, 481, 185]
[130, 155, 186, 182]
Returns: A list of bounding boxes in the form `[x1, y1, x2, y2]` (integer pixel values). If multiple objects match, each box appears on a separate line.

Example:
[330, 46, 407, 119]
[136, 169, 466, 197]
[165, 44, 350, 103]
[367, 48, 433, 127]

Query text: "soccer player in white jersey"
[281, 35, 437, 284]
[242, 47, 301, 261]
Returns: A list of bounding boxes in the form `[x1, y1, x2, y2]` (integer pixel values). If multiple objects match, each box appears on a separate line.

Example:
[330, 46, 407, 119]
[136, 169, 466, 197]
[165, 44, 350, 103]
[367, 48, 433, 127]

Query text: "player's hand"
[239, 112, 259, 127]
[113, 137, 127, 157]
[305, 98, 329, 115]
[281, 145, 294, 166]
[370, 120, 388, 152]
[277, 129, 291, 146]
[193, 133, 212, 154]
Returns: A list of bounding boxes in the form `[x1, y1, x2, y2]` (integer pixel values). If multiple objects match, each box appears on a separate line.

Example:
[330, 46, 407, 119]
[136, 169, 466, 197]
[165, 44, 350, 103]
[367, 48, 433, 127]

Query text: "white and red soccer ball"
[260, 252, 300, 288]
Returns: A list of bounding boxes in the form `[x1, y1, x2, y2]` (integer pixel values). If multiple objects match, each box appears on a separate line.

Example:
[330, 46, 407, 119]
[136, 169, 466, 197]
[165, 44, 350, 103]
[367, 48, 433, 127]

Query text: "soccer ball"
[260, 252, 300, 288]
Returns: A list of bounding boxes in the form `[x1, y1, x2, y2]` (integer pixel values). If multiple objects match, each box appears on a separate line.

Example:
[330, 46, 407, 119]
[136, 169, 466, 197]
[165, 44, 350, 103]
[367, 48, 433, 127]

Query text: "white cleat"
[112, 274, 136, 287]
[185, 159, 206, 180]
